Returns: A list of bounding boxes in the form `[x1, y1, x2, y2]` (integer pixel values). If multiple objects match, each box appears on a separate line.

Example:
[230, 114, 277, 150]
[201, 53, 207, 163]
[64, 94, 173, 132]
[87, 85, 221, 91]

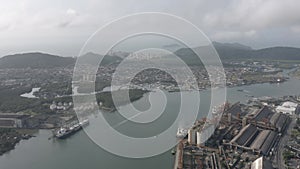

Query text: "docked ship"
[55, 119, 89, 139]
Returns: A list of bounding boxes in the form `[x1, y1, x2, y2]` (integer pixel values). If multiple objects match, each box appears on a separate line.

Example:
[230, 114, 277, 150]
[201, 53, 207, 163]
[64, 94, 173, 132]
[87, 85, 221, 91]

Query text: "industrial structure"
[0, 113, 29, 128]
[250, 106, 290, 133]
[176, 100, 295, 169]
[251, 156, 274, 169]
[229, 124, 278, 155]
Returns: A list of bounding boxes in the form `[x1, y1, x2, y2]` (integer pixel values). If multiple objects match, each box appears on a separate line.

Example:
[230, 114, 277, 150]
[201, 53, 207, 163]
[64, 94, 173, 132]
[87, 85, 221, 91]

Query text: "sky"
[1, 0, 300, 57]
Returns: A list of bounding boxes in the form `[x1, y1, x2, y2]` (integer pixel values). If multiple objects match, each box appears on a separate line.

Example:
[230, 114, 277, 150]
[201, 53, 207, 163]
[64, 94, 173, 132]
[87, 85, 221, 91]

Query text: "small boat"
[171, 149, 176, 155]
[237, 89, 250, 93]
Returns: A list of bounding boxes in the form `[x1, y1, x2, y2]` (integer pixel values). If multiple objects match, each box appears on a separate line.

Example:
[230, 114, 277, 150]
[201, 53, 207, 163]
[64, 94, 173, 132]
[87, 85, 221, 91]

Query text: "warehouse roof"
[260, 131, 277, 155]
[231, 124, 259, 146]
[275, 114, 288, 132]
[249, 129, 277, 155]
[253, 106, 274, 121]
[250, 130, 271, 150]
[226, 102, 244, 117]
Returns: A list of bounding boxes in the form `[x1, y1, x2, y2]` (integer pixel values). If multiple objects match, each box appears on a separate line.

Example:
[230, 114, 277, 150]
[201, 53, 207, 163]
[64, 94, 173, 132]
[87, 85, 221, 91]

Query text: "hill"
[79, 52, 122, 66]
[174, 42, 300, 63]
[251, 47, 300, 60]
[0, 52, 122, 69]
[0, 52, 75, 69]
[1, 43, 300, 69]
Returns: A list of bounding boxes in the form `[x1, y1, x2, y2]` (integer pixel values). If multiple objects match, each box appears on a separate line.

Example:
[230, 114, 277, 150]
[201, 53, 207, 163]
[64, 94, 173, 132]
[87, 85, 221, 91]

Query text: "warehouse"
[0, 113, 29, 128]
[250, 130, 271, 150]
[253, 106, 274, 122]
[225, 102, 244, 118]
[230, 124, 278, 155]
[250, 130, 278, 155]
[275, 114, 288, 132]
[230, 124, 259, 147]
[251, 106, 289, 132]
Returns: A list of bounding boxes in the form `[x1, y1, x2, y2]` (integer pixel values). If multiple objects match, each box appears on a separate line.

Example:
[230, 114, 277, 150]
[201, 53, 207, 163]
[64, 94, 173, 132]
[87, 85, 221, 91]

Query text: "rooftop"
[251, 156, 274, 169]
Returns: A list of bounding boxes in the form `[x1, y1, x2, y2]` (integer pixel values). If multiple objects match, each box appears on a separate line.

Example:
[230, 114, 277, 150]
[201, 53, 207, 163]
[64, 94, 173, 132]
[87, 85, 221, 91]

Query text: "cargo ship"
[55, 119, 89, 139]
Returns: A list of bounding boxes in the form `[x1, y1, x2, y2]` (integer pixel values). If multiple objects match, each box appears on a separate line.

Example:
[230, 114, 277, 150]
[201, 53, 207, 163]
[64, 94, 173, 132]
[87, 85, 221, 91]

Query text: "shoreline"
[0, 78, 291, 156]
[0, 70, 296, 158]
[0, 129, 36, 156]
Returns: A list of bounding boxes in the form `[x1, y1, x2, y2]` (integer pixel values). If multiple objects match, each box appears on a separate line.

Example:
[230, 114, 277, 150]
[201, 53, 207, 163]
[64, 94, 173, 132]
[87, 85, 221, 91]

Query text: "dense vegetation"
[96, 89, 148, 109]
[0, 86, 53, 114]
[0, 128, 22, 155]
[0, 52, 74, 69]
[0, 52, 122, 69]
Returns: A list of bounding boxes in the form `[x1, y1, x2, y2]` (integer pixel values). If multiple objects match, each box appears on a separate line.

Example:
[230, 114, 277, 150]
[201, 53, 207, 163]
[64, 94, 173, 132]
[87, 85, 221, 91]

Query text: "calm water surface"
[1, 76, 300, 169]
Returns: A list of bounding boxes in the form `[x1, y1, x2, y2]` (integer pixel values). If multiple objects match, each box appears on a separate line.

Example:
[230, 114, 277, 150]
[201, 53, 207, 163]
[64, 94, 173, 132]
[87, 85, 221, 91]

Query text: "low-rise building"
[276, 101, 298, 115]
[0, 113, 29, 128]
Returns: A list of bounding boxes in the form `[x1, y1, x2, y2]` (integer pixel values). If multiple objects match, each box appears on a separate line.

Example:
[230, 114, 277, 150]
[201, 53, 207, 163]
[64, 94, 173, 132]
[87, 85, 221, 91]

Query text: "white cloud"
[203, 0, 300, 30]
[58, 9, 80, 28]
[0, 0, 300, 56]
[66, 8, 77, 16]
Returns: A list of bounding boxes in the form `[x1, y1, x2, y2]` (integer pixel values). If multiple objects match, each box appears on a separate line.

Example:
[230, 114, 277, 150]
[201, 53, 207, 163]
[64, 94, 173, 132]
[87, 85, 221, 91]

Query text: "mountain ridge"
[1, 43, 300, 68]
[0, 52, 75, 69]
[175, 42, 300, 61]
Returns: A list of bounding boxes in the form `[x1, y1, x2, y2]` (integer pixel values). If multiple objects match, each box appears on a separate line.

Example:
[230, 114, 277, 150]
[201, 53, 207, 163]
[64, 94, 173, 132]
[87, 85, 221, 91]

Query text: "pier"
[173, 141, 184, 169]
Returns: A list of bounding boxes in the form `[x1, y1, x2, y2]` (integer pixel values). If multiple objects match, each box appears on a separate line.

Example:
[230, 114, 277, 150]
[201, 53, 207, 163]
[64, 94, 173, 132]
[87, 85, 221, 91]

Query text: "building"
[230, 124, 259, 148]
[242, 117, 247, 127]
[251, 156, 274, 169]
[269, 112, 289, 133]
[225, 102, 244, 119]
[251, 106, 289, 132]
[250, 130, 277, 155]
[229, 124, 278, 156]
[196, 124, 215, 146]
[188, 129, 196, 144]
[276, 101, 298, 115]
[0, 113, 29, 128]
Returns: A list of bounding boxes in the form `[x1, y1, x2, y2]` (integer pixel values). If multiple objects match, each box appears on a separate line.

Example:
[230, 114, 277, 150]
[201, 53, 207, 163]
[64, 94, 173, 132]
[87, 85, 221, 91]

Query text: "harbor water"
[1, 76, 300, 169]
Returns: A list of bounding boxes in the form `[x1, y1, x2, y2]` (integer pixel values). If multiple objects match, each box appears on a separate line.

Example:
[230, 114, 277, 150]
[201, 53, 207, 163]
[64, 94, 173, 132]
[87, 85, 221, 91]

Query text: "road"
[174, 141, 183, 169]
[276, 116, 297, 169]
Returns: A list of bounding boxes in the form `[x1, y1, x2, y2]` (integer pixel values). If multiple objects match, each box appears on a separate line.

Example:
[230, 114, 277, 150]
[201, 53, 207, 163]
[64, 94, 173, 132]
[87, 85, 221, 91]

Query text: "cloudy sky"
[1, 0, 300, 56]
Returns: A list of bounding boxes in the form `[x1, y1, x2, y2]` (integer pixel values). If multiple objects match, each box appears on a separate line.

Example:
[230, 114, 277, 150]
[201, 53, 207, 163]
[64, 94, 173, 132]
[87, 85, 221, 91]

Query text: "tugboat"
[55, 119, 89, 139]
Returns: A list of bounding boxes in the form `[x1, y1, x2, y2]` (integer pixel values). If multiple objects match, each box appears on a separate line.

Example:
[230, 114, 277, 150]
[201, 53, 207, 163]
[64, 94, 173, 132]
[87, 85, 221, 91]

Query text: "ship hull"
[56, 126, 82, 139]
[55, 119, 89, 139]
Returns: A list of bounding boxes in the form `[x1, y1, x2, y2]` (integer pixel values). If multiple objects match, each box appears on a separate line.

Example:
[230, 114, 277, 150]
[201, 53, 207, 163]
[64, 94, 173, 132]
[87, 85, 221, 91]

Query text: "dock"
[173, 141, 184, 169]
